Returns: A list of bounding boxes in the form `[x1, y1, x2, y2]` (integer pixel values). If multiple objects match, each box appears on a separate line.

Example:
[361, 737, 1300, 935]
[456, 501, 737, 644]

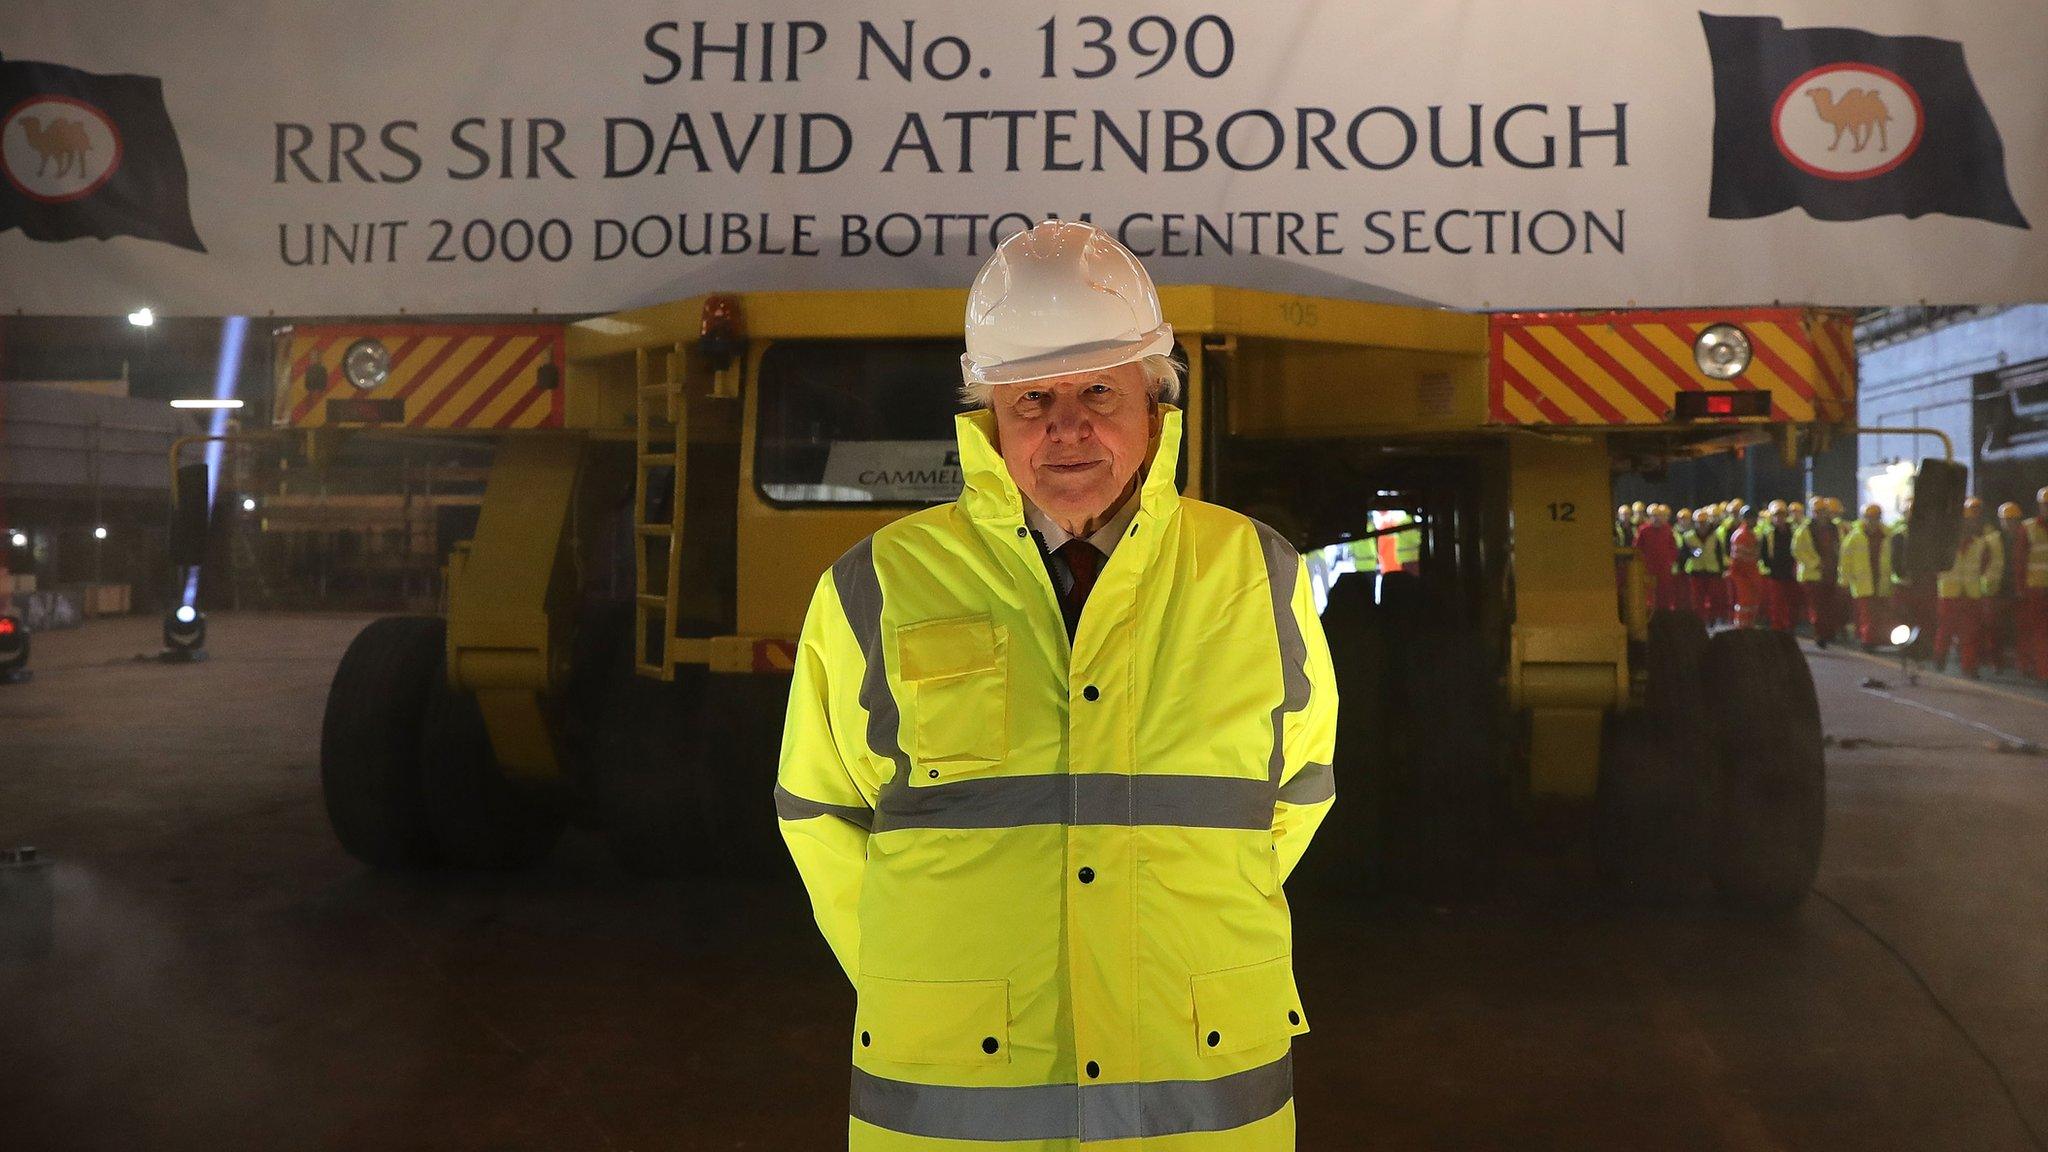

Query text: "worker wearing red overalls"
[2021, 488, 2048, 681]
[1934, 499, 2003, 678]
[1792, 497, 1844, 648]
[1728, 506, 1766, 629]
[1987, 503, 2026, 672]
[1839, 504, 1892, 648]
[1757, 502, 1797, 631]
[1633, 504, 1683, 614]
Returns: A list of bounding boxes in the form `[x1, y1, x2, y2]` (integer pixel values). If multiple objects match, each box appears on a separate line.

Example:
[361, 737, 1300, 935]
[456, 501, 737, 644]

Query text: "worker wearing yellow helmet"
[1933, 497, 2004, 677]
[1685, 504, 1730, 625]
[1791, 495, 1844, 646]
[1635, 501, 1685, 613]
[1840, 502, 1894, 648]
[777, 218, 1336, 1150]
[1989, 502, 2029, 674]
[1756, 500, 1798, 630]
[2021, 488, 2048, 680]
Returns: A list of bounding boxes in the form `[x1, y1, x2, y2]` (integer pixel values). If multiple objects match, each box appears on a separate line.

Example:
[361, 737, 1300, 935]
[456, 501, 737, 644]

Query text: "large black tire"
[1379, 609, 1506, 900]
[1703, 628, 1825, 912]
[418, 679, 566, 869]
[584, 668, 720, 877]
[320, 616, 445, 869]
[692, 674, 800, 877]
[1596, 611, 1714, 903]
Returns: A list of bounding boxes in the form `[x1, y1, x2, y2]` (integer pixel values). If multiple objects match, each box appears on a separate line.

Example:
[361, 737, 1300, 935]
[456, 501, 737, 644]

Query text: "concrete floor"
[2, 612, 2045, 1151]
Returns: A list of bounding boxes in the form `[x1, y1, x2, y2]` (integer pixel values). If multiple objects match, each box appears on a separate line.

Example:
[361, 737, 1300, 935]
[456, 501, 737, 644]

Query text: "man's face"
[990, 361, 1161, 526]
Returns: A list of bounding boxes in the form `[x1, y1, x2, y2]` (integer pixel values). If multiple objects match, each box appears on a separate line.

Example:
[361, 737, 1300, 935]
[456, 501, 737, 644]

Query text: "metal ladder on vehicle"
[633, 344, 687, 681]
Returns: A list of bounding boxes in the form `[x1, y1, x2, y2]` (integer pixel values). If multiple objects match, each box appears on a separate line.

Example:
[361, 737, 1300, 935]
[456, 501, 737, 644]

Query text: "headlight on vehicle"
[342, 338, 390, 391]
[1692, 324, 1752, 381]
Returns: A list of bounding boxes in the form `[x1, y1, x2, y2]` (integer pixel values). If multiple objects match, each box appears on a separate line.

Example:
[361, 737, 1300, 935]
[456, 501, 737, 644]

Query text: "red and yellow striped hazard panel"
[274, 324, 564, 430]
[1487, 309, 1855, 426]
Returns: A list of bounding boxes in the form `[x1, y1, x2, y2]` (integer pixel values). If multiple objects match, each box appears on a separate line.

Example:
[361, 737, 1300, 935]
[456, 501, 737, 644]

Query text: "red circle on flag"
[1, 94, 125, 204]
[1769, 63, 1925, 182]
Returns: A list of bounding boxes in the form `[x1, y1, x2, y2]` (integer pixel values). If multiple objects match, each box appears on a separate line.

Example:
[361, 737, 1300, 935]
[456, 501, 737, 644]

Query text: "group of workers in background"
[1616, 487, 2048, 681]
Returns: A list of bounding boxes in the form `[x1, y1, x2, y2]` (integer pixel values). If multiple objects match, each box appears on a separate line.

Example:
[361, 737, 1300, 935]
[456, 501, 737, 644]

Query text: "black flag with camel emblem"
[1700, 14, 2028, 229]
[0, 54, 206, 252]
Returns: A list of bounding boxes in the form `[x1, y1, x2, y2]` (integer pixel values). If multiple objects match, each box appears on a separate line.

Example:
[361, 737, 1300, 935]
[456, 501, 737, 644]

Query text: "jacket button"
[1086, 1060, 1101, 1079]
[1082, 685, 1100, 701]
[982, 1036, 1000, 1054]
[1288, 1010, 1301, 1025]
[1016, 526, 1028, 537]
[861, 1031, 871, 1046]
[1077, 867, 1095, 884]
[1207, 1030, 1221, 1047]
[928, 769, 940, 779]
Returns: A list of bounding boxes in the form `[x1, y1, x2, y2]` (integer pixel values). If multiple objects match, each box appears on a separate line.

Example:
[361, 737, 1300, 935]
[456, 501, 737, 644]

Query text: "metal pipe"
[167, 431, 289, 509]
[1845, 424, 1955, 461]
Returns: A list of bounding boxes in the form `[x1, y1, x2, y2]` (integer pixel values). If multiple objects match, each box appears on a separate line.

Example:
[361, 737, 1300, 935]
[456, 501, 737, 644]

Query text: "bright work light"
[162, 606, 207, 659]
[8, 531, 24, 548]
[1889, 623, 1913, 646]
[93, 526, 108, 540]
[1692, 323, 1753, 380]
[127, 307, 155, 328]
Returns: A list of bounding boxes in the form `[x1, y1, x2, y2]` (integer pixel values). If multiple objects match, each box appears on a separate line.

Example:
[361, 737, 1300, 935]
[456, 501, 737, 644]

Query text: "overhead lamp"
[169, 398, 244, 410]
[93, 526, 108, 540]
[7, 531, 24, 548]
[127, 307, 156, 328]
[241, 497, 258, 512]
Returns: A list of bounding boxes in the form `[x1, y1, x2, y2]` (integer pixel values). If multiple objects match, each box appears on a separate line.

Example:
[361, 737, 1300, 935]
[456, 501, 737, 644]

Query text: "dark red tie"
[1057, 540, 1101, 614]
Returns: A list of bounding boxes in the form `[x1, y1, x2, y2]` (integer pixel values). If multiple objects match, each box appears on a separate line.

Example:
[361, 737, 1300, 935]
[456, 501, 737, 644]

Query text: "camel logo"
[1771, 65, 1923, 180]
[1, 96, 124, 203]
[0, 55, 204, 252]
[1702, 15, 2027, 228]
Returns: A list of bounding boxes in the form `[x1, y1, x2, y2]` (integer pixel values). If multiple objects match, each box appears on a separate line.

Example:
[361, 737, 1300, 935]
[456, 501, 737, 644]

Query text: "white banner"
[0, 1, 2043, 316]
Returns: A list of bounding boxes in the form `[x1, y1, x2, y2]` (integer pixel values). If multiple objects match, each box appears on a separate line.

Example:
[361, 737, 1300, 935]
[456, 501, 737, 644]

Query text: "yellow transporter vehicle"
[283, 291, 1856, 909]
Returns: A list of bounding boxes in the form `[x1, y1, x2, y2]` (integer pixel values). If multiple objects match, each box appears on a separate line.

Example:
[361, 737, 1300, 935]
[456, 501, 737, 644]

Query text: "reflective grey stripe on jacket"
[788, 526, 1327, 836]
[852, 1051, 1292, 1142]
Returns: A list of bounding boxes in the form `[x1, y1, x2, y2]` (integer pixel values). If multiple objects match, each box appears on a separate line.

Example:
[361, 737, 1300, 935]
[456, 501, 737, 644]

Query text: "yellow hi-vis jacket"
[2024, 519, 2048, 591]
[1937, 527, 2005, 599]
[1839, 521, 1893, 599]
[775, 403, 1339, 1151]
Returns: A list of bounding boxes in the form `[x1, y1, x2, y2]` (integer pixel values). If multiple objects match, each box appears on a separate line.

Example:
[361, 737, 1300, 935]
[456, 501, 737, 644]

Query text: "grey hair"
[958, 353, 1182, 410]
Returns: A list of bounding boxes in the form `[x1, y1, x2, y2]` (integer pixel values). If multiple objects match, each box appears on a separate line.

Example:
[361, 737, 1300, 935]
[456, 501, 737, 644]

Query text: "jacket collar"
[955, 403, 1185, 528]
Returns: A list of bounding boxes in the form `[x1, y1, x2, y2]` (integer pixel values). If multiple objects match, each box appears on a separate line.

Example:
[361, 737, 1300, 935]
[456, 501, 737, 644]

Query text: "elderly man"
[775, 219, 1339, 1151]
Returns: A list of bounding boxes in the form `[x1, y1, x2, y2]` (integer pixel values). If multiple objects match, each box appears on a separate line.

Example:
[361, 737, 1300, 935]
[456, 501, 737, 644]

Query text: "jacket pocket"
[856, 974, 1011, 1066]
[1192, 956, 1309, 1057]
[1239, 834, 1280, 897]
[896, 615, 1008, 778]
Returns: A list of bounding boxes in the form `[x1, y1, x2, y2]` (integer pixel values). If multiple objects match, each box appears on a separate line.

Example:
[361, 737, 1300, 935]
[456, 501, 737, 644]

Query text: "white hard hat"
[961, 219, 1175, 387]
